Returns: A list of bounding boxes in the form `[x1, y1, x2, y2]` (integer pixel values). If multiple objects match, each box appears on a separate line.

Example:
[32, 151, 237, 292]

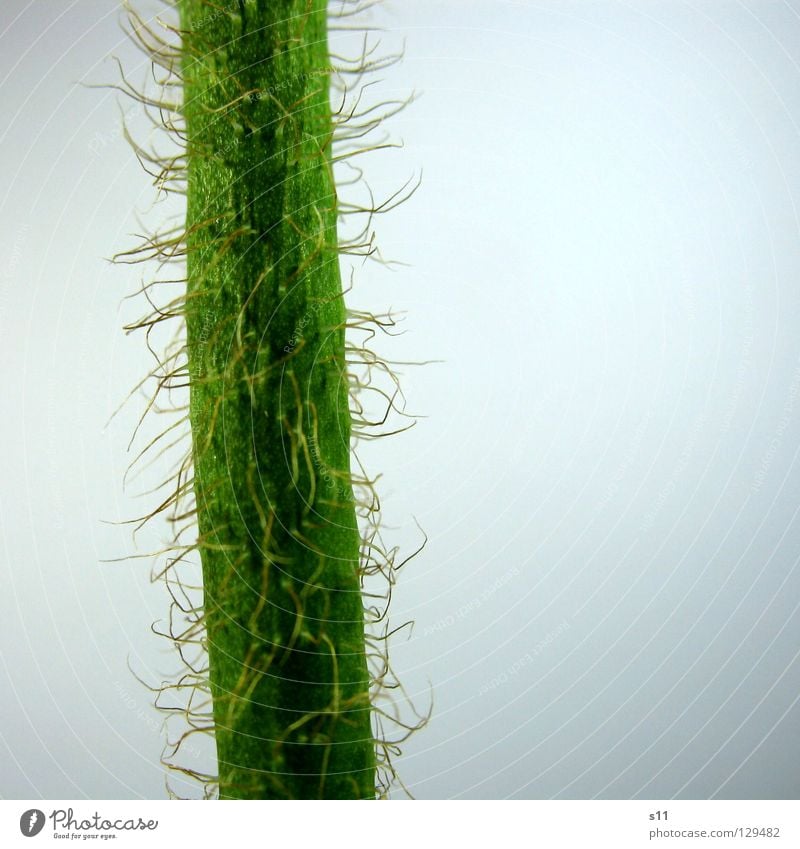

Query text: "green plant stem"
[179, 0, 375, 799]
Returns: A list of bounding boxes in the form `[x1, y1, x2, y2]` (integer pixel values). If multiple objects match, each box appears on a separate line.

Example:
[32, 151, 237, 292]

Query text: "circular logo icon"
[19, 809, 45, 837]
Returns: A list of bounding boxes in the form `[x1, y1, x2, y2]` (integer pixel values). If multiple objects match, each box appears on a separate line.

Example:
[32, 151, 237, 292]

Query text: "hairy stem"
[179, 0, 375, 799]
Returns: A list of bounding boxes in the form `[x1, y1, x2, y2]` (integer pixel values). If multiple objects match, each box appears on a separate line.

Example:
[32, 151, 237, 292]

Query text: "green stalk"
[179, 1, 375, 799]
